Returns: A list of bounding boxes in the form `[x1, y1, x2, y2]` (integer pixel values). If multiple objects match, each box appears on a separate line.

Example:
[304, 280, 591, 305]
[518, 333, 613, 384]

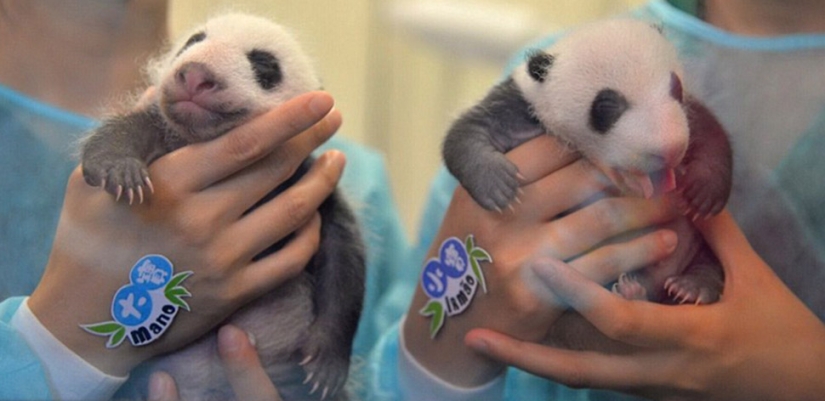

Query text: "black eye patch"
[247, 50, 282, 90]
[589, 89, 629, 134]
[176, 31, 206, 57]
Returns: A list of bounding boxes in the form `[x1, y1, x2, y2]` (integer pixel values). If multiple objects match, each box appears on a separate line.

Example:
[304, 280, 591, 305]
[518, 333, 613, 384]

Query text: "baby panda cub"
[81, 13, 365, 401]
[443, 19, 732, 304]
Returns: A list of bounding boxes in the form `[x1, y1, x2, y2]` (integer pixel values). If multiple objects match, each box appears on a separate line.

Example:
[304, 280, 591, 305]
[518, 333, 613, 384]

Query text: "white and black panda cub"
[81, 14, 364, 401]
[443, 19, 732, 304]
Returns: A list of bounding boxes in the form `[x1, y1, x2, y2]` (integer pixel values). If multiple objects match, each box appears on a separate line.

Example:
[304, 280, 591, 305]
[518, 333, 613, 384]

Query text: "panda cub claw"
[612, 273, 648, 301]
[83, 157, 152, 204]
[299, 330, 349, 399]
[664, 274, 721, 305]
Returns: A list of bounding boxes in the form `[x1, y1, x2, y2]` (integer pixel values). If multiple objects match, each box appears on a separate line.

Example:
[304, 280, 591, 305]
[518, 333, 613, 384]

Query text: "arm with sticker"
[401, 135, 681, 392]
[18, 93, 341, 387]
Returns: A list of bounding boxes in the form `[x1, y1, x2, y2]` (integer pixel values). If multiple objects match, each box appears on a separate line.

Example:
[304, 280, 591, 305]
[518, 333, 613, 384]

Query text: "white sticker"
[419, 235, 491, 338]
[81, 255, 192, 348]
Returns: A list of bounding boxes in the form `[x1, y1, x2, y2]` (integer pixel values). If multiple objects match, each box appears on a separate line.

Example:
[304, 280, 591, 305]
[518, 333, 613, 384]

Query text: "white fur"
[513, 19, 688, 174]
[147, 13, 320, 140]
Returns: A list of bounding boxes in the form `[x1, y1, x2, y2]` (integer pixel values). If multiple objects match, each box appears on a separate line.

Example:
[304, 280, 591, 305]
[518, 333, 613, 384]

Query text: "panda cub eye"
[589, 88, 629, 134]
[176, 31, 206, 57]
[670, 72, 684, 103]
[247, 50, 282, 90]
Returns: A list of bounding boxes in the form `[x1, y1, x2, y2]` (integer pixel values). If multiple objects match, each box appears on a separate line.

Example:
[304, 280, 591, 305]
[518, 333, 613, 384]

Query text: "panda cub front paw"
[82, 157, 153, 204]
[463, 153, 521, 212]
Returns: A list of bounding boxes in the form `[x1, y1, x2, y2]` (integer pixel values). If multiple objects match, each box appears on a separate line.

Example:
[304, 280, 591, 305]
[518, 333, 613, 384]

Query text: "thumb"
[147, 371, 180, 401]
[695, 209, 774, 296]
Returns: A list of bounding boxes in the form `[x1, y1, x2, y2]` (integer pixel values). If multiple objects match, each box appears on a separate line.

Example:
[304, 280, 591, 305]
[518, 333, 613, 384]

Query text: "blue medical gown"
[367, 1, 825, 400]
[0, 83, 412, 398]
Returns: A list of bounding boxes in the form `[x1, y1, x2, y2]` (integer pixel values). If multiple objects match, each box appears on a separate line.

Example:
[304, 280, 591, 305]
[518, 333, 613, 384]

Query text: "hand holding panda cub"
[81, 14, 364, 401]
[443, 19, 732, 305]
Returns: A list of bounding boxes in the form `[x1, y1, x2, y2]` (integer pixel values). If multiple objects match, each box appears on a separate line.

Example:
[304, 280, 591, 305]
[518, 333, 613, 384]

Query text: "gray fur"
[81, 14, 364, 401]
[442, 77, 543, 211]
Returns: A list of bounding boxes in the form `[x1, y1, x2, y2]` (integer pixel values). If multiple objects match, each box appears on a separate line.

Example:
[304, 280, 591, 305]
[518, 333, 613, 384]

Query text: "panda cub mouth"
[161, 85, 249, 140]
[609, 167, 677, 199]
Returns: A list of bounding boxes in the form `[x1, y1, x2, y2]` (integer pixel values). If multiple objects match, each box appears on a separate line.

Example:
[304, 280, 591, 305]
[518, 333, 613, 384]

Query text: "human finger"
[206, 109, 343, 217]
[465, 328, 650, 391]
[518, 158, 610, 221]
[218, 325, 284, 401]
[159, 91, 337, 191]
[505, 134, 579, 185]
[569, 229, 679, 284]
[147, 371, 180, 401]
[694, 209, 766, 295]
[224, 150, 343, 263]
[546, 197, 675, 260]
[528, 255, 698, 348]
[238, 212, 322, 302]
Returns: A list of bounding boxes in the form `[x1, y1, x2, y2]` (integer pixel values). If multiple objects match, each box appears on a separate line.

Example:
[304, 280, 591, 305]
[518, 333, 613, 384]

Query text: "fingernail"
[529, 255, 562, 284]
[662, 230, 678, 252]
[148, 373, 171, 401]
[466, 335, 489, 354]
[321, 150, 346, 170]
[218, 325, 245, 354]
[309, 93, 334, 116]
[247, 331, 257, 349]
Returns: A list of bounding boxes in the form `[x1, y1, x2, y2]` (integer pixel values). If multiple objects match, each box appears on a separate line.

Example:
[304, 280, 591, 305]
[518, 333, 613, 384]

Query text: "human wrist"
[399, 315, 506, 400]
[28, 261, 148, 377]
[402, 298, 505, 387]
[11, 298, 128, 400]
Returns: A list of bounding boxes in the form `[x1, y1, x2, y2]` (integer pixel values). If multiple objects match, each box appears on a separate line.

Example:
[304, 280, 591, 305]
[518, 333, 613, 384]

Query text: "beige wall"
[169, 0, 645, 239]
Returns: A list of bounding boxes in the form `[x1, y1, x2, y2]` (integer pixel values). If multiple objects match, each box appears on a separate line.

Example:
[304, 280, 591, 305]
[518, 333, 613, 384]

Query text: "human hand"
[466, 210, 825, 401]
[403, 135, 681, 387]
[28, 92, 344, 377]
[147, 325, 282, 401]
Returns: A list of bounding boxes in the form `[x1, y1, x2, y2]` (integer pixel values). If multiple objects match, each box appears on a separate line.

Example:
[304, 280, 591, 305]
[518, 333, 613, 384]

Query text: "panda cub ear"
[526, 50, 554, 83]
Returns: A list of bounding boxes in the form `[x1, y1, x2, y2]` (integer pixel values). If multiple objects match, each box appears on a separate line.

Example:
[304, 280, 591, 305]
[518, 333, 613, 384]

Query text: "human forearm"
[27, 92, 342, 377]
[402, 135, 679, 389]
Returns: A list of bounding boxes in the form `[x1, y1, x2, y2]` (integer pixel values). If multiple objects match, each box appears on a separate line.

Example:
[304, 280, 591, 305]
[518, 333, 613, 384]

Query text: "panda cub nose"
[176, 62, 220, 97]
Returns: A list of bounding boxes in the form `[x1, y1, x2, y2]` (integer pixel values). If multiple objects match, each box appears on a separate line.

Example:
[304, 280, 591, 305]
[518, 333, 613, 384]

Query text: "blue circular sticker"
[130, 255, 173, 290]
[421, 260, 447, 299]
[439, 238, 469, 278]
[112, 286, 153, 326]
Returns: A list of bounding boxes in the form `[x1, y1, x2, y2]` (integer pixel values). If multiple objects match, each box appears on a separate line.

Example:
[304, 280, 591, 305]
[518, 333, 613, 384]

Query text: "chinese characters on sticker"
[81, 255, 193, 348]
[419, 235, 491, 338]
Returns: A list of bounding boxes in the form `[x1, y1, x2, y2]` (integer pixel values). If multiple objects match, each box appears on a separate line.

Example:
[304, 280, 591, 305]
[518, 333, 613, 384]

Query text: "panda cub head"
[148, 13, 320, 143]
[514, 19, 688, 198]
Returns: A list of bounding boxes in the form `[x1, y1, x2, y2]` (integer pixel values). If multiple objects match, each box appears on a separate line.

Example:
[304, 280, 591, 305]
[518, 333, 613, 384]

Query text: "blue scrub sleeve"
[0, 297, 52, 400]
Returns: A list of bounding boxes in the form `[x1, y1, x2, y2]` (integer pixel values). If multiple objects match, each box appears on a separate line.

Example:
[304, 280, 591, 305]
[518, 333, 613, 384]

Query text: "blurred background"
[170, 0, 645, 238]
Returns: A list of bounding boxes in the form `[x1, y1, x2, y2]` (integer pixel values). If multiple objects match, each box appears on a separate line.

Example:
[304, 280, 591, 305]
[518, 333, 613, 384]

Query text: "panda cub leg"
[612, 273, 650, 301]
[663, 253, 724, 305]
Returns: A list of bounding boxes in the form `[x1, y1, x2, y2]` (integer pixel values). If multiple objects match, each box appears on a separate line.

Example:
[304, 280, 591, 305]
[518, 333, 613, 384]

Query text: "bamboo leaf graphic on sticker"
[81, 321, 127, 348]
[419, 300, 445, 338]
[165, 271, 192, 292]
[109, 326, 127, 348]
[465, 235, 492, 293]
[83, 321, 122, 334]
[165, 271, 193, 311]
